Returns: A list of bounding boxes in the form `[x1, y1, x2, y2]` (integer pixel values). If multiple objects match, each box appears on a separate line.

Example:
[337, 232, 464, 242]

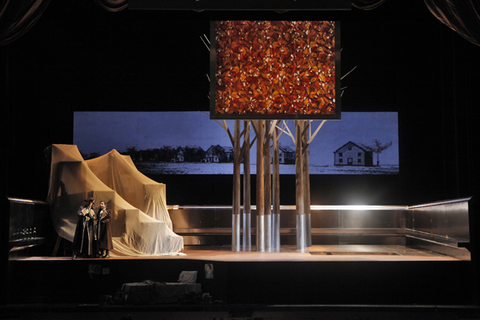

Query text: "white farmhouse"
[333, 141, 373, 167]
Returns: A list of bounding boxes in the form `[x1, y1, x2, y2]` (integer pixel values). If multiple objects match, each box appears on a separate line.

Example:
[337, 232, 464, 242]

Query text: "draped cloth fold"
[424, 0, 480, 47]
[0, 0, 51, 46]
[94, 0, 128, 12]
[46, 144, 183, 257]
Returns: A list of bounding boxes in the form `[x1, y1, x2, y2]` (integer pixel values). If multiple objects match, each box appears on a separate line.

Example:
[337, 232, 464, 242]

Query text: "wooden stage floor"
[13, 244, 461, 262]
[8, 245, 478, 312]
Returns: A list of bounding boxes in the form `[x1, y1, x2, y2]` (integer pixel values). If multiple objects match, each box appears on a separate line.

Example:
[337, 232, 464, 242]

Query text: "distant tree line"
[123, 145, 207, 163]
[82, 143, 293, 164]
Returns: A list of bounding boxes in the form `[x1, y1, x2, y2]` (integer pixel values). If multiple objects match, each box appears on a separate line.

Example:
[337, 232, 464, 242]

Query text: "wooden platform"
[13, 244, 461, 262]
[4, 244, 479, 320]
[7, 244, 475, 306]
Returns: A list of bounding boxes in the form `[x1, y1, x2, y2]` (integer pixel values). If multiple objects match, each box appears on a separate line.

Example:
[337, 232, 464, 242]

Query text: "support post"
[256, 120, 265, 252]
[295, 121, 306, 251]
[303, 120, 312, 247]
[243, 120, 251, 251]
[272, 124, 281, 252]
[232, 120, 241, 251]
[264, 120, 272, 252]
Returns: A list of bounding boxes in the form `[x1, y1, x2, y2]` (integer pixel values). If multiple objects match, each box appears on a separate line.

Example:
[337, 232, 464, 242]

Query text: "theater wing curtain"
[352, 0, 386, 10]
[0, 0, 127, 46]
[1, 1, 479, 47]
[94, 0, 128, 12]
[0, 0, 50, 46]
[424, 0, 480, 47]
[352, 0, 480, 47]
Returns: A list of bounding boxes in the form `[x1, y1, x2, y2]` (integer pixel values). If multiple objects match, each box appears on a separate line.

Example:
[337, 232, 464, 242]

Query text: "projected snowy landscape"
[74, 111, 399, 175]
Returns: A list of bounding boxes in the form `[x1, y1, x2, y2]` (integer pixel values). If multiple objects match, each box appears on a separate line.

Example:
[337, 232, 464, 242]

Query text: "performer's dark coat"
[72, 206, 95, 256]
[96, 208, 113, 250]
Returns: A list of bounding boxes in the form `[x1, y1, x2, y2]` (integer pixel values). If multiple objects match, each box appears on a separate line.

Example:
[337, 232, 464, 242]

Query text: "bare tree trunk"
[243, 120, 251, 251]
[255, 120, 265, 252]
[295, 121, 306, 251]
[264, 120, 272, 252]
[272, 124, 281, 252]
[232, 120, 241, 251]
[302, 120, 312, 247]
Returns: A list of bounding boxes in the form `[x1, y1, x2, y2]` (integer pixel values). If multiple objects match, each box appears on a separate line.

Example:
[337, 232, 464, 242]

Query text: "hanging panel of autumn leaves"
[210, 20, 341, 120]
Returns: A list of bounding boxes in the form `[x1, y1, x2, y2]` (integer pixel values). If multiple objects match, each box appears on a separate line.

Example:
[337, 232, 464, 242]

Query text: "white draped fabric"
[85, 149, 173, 230]
[46, 144, 183, 256]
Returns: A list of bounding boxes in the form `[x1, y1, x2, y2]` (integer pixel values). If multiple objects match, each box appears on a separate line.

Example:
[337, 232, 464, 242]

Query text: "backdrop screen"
[74, 112, 398, 175]
[210, 21, 341, 119]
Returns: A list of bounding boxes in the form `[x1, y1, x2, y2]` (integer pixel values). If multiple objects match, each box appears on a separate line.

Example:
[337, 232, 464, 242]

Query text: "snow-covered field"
[136, 162, 399, 175]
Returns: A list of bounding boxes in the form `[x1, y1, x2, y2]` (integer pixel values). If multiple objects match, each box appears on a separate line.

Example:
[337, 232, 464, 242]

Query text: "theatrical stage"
[6, 197, 479, 319]
[4, 144, 478, 319]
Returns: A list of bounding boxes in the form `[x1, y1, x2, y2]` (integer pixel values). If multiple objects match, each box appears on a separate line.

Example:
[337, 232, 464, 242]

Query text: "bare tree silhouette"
[362, 139, 392, 166]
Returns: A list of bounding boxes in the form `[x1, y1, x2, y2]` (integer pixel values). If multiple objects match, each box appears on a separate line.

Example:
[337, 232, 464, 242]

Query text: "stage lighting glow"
[309, 205, 407, 211]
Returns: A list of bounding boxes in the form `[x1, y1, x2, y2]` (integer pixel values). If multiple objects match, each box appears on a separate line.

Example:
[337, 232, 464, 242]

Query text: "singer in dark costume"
[96, 200, 113, 258]
[72, 197, 96, 259]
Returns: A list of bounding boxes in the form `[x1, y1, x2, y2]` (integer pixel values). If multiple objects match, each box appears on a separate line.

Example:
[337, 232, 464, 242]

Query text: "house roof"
[333, 141, 369, 153]
[206, 145, 233, 153]
[279, 145, 295, 153]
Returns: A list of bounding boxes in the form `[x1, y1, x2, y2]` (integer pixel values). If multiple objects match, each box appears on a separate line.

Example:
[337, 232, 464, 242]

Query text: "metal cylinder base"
[256, 215, 265, 252]
[232, 214, 241, 252]
[296, 214, 306, 251]
[265, 214, 272, 252]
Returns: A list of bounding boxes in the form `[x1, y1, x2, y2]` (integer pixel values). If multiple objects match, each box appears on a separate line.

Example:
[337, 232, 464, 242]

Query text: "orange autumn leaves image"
[215, 21, 336, 116]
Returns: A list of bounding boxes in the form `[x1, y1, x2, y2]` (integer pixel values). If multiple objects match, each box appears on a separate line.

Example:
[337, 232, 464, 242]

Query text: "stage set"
[4, 144, 478, 319]
[4, 198, 479, 319]
[3, 1, 480, 319]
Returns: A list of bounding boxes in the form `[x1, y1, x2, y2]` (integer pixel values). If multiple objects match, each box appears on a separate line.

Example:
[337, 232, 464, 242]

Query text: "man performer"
[96, 200, 113, 258]
[72, 197, 96, 259]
